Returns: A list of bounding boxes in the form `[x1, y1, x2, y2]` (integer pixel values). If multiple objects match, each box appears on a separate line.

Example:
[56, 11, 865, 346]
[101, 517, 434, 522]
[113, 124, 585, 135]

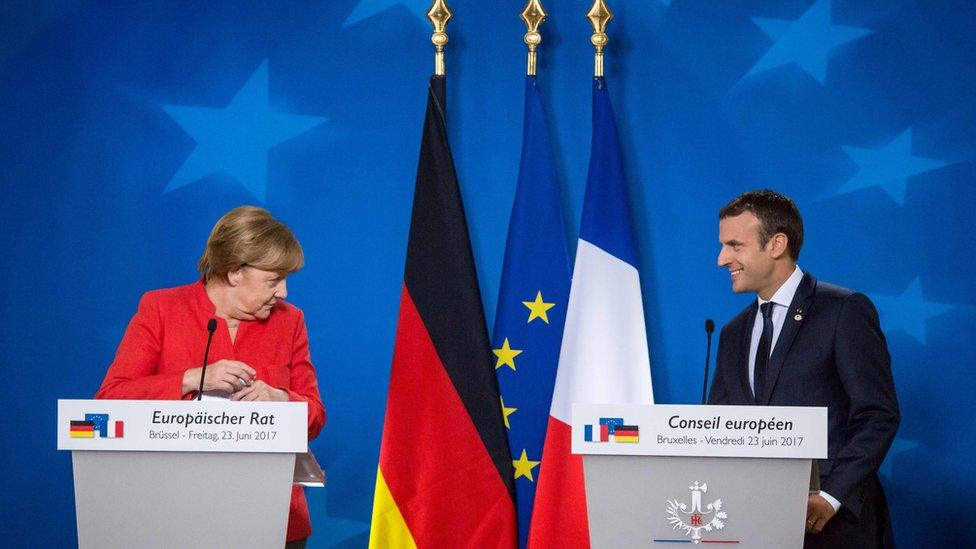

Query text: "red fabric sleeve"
[282, 309, 326, 440]
[95, 294, 187, 400]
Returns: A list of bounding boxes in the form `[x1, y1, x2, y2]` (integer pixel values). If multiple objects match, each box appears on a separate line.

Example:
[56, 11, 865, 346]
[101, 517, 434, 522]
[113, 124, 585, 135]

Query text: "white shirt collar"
[758, 265, 804, 308]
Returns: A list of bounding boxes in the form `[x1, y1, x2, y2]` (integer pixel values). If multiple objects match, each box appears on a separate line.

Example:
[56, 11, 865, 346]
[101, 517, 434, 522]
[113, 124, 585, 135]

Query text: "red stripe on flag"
[114, 421, 124, 438]
[528, 415, 590, 548]
[379, 287, 516, 546]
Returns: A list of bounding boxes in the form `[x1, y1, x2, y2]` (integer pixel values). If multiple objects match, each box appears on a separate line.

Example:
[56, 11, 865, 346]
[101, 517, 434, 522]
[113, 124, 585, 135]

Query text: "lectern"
[573, 403, 827, 548]
[57, 399, 317, 549]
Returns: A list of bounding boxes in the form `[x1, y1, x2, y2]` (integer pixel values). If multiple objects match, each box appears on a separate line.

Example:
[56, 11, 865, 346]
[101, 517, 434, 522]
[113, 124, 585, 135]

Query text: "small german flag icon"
[69, 421, 95, 438]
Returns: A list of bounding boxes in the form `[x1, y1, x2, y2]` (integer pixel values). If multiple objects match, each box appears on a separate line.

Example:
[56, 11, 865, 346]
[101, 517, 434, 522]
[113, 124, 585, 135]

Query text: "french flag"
[527, 77, 655, 548]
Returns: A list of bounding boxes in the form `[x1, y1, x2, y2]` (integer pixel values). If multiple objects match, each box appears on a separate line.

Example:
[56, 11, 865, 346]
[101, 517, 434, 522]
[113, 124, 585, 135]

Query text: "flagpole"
[427, 0, 453, 76]
[521, 0, 547, 76]
[586, 0, 613, 78]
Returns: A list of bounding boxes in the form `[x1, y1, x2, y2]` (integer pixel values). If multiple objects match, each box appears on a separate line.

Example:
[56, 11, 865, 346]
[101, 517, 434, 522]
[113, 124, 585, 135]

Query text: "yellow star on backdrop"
[512, 449, 541, 481]
[500, 396, 517, 429]
[522, 291, 556, 324]
[492, 338, 523, 371]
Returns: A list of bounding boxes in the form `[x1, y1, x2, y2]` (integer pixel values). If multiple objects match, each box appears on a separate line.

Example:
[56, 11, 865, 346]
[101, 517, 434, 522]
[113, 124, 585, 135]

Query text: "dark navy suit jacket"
[708, 273, 899, 520]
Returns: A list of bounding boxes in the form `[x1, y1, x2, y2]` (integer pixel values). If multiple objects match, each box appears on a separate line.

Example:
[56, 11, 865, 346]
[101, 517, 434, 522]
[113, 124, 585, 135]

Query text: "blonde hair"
[198, 206, 304, 283]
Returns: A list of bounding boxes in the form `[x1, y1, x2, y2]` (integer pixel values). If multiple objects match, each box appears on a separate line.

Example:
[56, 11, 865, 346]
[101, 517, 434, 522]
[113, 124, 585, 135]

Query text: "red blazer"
[96, 281, 326, 541]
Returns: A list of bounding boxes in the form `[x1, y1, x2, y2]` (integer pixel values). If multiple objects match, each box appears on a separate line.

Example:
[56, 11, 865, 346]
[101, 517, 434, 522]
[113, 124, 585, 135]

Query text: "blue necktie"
[754, 302, 774, 403]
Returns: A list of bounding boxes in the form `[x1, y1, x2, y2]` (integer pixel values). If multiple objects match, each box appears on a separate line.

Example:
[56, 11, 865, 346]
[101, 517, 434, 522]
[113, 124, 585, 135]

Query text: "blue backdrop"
[2, 1, 973, 547]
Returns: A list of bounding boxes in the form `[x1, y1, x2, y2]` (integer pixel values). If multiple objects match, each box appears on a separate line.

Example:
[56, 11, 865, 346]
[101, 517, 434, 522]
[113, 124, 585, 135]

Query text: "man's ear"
[769, 233, 789, 260]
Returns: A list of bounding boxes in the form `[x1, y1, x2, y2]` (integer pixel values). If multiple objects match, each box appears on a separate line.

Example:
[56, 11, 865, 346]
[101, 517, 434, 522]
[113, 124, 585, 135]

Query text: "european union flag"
[600, 417, 625, 435]
[85, 414, 109, 438]
[491, 75, 571, 549]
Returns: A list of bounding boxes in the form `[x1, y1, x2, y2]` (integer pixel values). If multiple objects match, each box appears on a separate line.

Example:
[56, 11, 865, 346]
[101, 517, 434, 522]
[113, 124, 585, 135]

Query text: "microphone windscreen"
[207, 318, 218, 332]
[705, 318, 715, 333]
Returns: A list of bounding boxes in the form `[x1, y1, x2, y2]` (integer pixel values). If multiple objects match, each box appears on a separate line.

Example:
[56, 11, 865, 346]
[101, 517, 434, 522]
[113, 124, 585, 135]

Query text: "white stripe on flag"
[550, 238, 654, 424]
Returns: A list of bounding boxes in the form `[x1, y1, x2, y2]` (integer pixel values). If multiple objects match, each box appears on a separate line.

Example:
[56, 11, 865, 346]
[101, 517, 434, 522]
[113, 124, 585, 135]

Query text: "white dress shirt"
[748, 265, 841, 512]
[748, 265, 804, 393]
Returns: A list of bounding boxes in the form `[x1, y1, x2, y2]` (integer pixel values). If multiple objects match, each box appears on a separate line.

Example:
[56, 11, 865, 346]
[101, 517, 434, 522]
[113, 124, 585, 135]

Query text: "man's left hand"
[805, 494, 836, 534]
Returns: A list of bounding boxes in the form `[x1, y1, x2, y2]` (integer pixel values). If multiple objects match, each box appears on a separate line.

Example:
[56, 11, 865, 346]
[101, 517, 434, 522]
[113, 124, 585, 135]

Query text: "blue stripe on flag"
[578, 77, 639, 269]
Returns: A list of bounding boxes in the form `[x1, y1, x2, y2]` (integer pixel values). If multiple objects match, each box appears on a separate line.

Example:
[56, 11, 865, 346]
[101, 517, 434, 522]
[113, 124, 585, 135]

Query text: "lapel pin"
[794, 309, 803, 322]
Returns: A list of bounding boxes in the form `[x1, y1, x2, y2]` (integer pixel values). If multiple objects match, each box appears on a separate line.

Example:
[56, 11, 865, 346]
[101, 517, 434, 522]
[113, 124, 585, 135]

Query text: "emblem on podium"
[660, 481, 738, 544]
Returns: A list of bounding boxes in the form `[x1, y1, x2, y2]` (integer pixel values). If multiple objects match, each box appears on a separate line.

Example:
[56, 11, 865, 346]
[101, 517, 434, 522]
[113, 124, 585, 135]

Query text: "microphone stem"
[701, 330, 714, 405]
[197, 326, 216, 401]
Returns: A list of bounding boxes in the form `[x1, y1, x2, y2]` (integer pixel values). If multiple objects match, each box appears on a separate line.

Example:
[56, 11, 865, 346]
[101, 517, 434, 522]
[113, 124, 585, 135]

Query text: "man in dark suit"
[708, 190, 899, 548]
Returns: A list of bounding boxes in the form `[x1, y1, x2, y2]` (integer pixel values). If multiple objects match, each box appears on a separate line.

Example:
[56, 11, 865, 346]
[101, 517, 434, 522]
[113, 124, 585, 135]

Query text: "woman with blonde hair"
[97, 205, 325, 547]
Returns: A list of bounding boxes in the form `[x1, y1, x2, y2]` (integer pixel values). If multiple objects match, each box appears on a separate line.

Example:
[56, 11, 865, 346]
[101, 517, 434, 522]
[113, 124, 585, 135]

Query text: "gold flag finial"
[521, 0, 548, 76]
[427, 0, 453, 76]
[586, 0, 613, 77]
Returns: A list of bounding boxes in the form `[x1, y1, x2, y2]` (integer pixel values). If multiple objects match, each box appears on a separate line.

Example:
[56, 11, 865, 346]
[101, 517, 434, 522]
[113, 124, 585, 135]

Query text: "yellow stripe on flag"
[69, 431, 95, 438]
[615, 435, 639, 443]
[369, 468, 417, 549]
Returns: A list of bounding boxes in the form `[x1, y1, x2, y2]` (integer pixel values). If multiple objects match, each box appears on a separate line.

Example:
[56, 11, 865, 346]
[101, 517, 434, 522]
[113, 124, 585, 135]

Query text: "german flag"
[70, 421, 95, 438]
[368, 76, 517, 548]
[614, 425, 639, 443]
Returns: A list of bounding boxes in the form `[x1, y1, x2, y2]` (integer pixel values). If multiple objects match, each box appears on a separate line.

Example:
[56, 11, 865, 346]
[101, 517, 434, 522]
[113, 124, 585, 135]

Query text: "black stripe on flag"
[402, 76, 515, 502]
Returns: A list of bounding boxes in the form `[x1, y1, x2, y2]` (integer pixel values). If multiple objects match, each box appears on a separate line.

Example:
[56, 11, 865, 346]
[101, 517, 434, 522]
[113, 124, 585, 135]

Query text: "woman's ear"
[227, 268, 244, 287]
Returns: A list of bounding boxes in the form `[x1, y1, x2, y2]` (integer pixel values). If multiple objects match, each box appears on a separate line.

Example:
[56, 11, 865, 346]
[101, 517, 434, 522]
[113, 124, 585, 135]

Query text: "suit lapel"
[738, 302, 758, 403]
[761, 273, 816, 404]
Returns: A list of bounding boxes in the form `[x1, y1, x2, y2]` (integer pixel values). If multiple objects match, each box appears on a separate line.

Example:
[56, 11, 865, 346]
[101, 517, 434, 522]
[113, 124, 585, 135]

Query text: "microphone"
[701, 319, 715, 405]
[197, 319, 218, 401]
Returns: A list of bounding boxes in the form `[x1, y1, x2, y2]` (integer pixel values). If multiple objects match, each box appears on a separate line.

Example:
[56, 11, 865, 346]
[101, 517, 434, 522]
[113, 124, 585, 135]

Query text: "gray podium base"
[73, 451, 295, 549]
[584, 455, 811, 548]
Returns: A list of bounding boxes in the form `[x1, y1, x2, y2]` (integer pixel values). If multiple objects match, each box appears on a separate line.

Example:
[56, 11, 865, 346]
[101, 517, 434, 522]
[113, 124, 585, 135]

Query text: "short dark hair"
[719, 190, 803, 260]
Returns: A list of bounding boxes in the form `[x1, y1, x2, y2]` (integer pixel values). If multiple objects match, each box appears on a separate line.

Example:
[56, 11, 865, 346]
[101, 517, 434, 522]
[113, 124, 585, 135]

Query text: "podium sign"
[58, 399, 309, 549]
[57, 399, 307, 452]
[573, 404, 827, 548]
[573, 403, 826, 458]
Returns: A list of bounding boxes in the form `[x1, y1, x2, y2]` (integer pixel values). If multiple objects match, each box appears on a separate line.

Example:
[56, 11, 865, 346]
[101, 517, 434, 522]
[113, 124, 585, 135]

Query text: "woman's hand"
[230, 380, 289, 402]
[182, 359, 257, 396]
